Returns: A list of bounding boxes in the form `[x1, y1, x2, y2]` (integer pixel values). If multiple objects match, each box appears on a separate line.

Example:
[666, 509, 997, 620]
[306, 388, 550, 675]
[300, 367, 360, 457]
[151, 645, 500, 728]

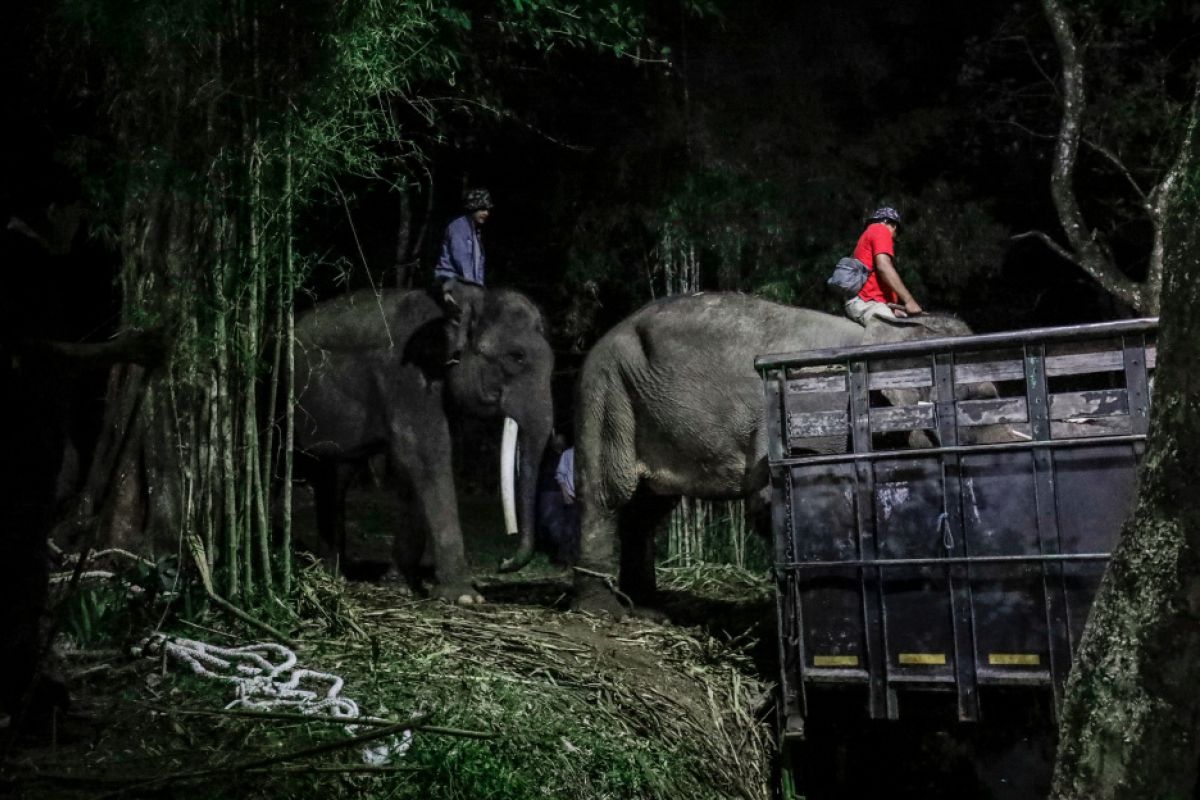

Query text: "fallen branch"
[95, 719, 418, 798]
[132, 702, 495, 740]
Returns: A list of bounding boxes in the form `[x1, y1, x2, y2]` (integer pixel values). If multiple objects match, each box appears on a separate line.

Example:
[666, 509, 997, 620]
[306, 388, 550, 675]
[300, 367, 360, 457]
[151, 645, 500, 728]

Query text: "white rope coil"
[137, 634, 411, 765]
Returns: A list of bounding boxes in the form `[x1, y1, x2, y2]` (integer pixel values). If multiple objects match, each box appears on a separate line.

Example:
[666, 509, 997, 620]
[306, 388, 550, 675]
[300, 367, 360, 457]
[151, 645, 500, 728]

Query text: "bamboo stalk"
[281, 126, 295, 596]
[246, 141, 272, 599]
[214, 256, 240, 601]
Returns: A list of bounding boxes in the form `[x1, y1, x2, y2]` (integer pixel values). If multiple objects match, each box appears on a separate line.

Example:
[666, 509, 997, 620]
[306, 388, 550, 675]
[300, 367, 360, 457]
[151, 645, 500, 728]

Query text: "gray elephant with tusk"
[571, 291, 992, 618]
[293, 284, 554, 605]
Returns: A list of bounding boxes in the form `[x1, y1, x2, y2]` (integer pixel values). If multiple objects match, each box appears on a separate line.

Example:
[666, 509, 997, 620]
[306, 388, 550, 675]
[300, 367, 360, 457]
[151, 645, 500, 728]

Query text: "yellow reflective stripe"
[812, 655, 859, 667]
[898, 653, 946, 665]
[988, 653, 1040, 666]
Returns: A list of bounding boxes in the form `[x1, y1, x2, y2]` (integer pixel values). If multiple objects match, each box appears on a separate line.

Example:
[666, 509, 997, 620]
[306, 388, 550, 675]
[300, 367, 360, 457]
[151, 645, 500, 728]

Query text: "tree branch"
[1040, 0, 1149, 312]
[1011, 230, 1082, 265]
[1081, 137, 1150, 210]
[1143, 76, 1200, 306]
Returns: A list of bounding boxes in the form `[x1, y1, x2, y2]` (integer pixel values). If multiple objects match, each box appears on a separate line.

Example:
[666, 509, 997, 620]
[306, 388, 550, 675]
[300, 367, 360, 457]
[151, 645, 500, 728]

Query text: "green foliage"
[61, 556, 181, 647]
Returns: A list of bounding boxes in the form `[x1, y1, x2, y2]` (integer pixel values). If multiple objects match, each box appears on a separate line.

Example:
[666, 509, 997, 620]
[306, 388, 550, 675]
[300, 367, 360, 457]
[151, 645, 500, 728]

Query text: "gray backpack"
[827, 256, 870, 295]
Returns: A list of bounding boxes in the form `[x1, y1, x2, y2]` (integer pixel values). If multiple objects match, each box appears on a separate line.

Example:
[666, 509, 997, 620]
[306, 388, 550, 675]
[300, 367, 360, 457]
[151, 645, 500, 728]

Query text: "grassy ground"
[4, 485, 777, 800]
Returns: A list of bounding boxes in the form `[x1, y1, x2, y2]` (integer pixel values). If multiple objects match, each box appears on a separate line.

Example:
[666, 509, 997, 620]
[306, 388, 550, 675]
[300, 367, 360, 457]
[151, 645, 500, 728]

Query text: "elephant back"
[295, 288, 440, 351]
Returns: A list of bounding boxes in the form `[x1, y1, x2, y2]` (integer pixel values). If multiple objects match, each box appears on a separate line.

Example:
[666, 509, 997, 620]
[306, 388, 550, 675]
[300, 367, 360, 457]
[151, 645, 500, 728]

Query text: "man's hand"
[903, 298, 923, 316]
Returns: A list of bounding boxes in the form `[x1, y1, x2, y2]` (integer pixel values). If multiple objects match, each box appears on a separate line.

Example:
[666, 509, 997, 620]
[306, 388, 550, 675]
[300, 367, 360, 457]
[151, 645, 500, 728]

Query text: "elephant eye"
[507, 349, 526, 365]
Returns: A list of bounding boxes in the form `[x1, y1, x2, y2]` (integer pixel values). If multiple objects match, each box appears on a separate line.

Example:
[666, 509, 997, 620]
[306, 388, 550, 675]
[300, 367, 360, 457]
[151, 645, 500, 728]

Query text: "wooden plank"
[867, 366, 931, 390]
[868, 404, 935, 433]
[1044, 346, 1156, 377]
[955, 397, 1029, 427]
[1049, 389, 1129, 420]
[783, 346, 1155, 403]
[786, 373, 847, 393]
[955, 360, 1025, 384]
[790, 393, 1132, 438]
[787, 410, 849, 438]
[1050, 418, 1132, 439]
[853, 345, 1160, 391]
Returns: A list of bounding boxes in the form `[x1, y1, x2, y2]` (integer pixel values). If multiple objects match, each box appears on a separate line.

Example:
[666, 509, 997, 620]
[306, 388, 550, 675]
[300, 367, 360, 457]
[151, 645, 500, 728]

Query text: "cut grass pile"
[5, 563, 774, 800]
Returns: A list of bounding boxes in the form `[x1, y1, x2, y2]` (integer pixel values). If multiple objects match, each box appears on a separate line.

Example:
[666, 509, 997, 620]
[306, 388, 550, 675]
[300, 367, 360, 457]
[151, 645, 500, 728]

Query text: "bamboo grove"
[54, 0, 666, 619]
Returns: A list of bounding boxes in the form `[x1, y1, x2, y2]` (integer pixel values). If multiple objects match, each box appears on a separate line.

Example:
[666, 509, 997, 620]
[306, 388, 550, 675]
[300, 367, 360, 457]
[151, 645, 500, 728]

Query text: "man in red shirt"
[845, 206, 923, 324]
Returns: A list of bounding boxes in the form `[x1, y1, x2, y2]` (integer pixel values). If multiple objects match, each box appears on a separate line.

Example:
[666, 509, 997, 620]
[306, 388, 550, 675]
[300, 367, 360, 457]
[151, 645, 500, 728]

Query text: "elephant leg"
[311, 460, 351, 574]
[388, 424, 483, 606]
[618, 494, 679, 607]
[387, 470, 427, 595]
[572, 356, 641, 617]
[573, 502, 629, 617]
[746, 485, 774, 540]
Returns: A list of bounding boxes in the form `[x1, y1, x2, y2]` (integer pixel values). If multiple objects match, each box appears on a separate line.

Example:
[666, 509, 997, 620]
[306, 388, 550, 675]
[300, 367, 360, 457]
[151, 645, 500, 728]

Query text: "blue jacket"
[434, 215, 485, 286]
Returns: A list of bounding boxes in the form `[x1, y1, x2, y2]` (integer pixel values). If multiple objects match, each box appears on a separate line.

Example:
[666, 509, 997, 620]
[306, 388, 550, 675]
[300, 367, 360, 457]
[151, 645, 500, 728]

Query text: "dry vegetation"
[4, 563, 775, 800]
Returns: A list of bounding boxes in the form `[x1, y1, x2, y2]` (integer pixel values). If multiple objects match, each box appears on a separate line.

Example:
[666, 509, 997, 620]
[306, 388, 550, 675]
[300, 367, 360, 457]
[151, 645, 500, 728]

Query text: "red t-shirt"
[853, 222, 896, 304]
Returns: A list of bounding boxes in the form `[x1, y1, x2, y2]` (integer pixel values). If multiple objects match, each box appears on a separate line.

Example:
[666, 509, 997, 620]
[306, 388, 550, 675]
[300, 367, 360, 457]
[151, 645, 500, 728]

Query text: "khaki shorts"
[845, 297, 897, 325]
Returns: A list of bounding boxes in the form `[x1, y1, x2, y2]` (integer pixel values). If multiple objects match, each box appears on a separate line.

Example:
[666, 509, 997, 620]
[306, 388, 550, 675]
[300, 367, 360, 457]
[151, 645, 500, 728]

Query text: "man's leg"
[435, 276, 465, 365]
[845, 297, 896, 325]
[449, 283, 485, 360]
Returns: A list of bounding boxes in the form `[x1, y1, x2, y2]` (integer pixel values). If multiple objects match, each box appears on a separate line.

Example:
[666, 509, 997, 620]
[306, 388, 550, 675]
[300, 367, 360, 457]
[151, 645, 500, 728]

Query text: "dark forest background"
[4, 0, 1194, 574]
[9, 0, 1194, 359]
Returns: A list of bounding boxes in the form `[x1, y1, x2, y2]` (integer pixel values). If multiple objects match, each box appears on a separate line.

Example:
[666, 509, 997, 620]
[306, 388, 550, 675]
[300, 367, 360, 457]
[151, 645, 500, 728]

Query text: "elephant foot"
[627, 604, 668, 624]
[379, 568, 417, 597]
[431, 582, 486, 606]
[571, 582, 633, 620]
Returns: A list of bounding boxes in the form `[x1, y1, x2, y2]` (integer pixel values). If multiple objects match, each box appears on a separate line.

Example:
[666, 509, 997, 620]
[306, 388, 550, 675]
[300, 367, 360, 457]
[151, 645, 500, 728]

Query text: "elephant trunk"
[498, 408, 552, 573]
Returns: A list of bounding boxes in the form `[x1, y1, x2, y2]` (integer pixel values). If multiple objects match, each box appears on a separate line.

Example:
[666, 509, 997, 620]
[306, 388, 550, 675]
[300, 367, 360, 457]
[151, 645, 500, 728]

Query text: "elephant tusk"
[500, 417, 519, 536]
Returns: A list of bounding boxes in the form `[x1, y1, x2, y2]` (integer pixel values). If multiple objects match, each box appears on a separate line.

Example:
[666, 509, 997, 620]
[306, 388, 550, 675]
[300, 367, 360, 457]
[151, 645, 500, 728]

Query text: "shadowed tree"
[1050, 169, 1200, 797]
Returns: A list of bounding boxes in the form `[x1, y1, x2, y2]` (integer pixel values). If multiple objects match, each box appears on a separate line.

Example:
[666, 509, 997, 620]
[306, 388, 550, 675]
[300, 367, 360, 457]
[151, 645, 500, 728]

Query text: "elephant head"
[445, 287, 555, 572]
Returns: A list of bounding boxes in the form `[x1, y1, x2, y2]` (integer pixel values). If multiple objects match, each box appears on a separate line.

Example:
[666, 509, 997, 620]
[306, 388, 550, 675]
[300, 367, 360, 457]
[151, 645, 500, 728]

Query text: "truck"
[755, 317, 1157, 744]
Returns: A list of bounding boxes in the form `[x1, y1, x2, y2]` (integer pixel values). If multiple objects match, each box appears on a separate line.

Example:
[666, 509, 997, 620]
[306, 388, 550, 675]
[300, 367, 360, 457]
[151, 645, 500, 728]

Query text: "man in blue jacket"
[434, 188, 492, 365]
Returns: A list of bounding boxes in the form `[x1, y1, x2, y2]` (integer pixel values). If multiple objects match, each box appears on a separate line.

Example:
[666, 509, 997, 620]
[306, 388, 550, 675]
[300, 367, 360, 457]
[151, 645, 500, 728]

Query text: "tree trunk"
[1051, 187, 1200, 798]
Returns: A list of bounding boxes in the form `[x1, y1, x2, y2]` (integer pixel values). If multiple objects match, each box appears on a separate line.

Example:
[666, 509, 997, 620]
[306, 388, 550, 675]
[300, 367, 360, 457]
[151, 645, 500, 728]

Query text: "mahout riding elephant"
[571, 292, 987, 617]
[293, 284, 554, 604]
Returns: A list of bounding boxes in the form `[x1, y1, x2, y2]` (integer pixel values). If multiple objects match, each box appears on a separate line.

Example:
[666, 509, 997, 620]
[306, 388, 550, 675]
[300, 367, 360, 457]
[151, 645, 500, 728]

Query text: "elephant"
[571, 291, 988, 617]
[293, 284, 554, 604]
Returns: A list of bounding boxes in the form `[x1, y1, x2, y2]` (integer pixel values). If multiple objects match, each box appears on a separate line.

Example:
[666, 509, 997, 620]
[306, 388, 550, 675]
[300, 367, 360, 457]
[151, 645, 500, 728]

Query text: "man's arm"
[874, 254, 923, 315]
[434, 217, 472, 281]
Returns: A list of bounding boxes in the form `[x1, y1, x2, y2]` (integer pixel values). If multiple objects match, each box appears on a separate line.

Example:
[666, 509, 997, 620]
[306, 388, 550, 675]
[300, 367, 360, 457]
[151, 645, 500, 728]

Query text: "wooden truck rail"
[755, 318, 1157, 738]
